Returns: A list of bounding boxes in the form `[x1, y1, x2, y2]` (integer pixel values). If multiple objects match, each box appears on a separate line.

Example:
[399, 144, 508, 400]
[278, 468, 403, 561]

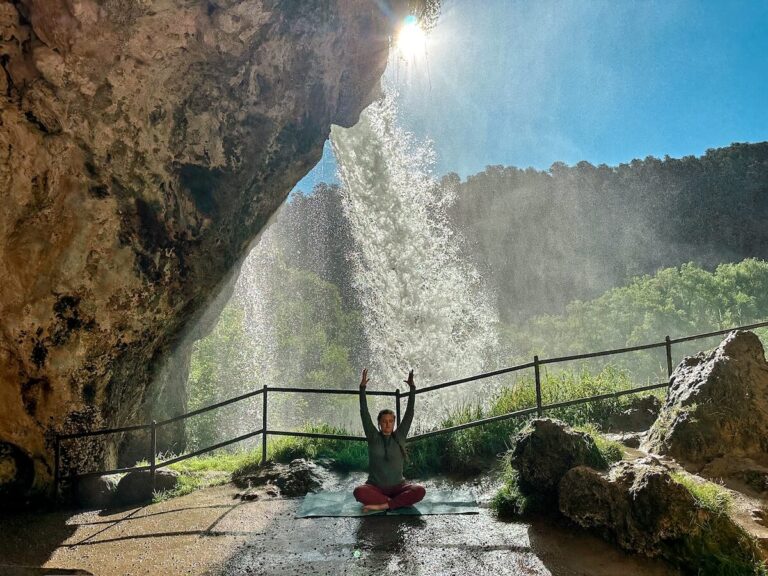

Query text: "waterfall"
[331, 89, 498, 417]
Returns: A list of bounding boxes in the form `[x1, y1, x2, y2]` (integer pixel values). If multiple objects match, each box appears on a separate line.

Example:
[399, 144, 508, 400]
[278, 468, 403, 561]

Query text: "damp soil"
[0, 473, 679, 576]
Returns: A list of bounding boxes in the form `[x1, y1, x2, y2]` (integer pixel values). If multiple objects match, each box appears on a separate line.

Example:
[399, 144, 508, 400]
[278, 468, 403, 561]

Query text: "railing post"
[534, 355, 542, 417]
[262, 385, 268, 465]
[53, 435, 61, 500]
[665, 336, 673, 377]
[150, 420, 157, 493]
[395, 388, 401, 426]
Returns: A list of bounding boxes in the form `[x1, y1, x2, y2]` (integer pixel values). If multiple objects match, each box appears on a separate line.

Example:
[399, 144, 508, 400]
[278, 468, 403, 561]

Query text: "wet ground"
[0, 473, 679, 576]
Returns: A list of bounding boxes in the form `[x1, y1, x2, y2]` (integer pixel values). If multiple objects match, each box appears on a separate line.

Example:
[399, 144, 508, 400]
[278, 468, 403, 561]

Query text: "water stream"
[331, 88, 498, 418]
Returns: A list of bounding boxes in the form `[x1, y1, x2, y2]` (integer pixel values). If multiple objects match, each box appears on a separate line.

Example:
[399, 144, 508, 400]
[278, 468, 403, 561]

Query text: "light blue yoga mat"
[296, 489, 480, 518]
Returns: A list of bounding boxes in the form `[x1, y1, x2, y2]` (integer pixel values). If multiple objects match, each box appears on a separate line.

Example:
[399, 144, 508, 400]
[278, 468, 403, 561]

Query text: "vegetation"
[670, 473, 766, 576]
[221, 366, 638, 481]
[489, 468, 539, 517]
[148, 452, 253, 502]
[447, 143, 768, 324]
[574, 424, 624, 465]
[671, 472, 732, 516]
[500, 259, 768, 375]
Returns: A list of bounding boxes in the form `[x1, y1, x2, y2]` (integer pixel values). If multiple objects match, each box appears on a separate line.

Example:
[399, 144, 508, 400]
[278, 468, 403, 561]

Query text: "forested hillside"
[446, 142, 768, 322]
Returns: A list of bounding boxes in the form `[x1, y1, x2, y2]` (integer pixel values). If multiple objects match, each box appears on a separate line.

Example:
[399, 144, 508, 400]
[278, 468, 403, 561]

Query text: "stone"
[0, 0, 408, 505]
[234, 458, 326, 497]
[0, 441, 35, 505]
[700, 456, 768, 495]
[114, 469, 180, 505]
[509, 418, 607, 497]
[558, 456, 762, 569]
[603, 431, 644, 449]
[642, 331, 768, 468]
[76, 474, 120, 509]
[607, 395, 661, 432]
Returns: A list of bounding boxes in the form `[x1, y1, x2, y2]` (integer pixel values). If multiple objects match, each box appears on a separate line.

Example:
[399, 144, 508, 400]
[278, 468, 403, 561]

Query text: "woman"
[353, 368, 426, 512]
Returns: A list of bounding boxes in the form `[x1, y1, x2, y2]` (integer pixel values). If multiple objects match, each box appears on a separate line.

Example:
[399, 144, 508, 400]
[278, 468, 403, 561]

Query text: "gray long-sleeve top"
[359, 386, 415, 488]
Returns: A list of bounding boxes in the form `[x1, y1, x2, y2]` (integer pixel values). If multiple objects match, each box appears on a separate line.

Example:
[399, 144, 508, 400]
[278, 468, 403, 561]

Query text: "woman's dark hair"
[377, 409, 407, 461]
[377, 409, 395, 423]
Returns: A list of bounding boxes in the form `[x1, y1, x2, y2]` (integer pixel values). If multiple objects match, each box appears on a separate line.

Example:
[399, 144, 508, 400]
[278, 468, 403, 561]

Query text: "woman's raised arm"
[359, 368, 377, 439]
[397, 369, 416, 439]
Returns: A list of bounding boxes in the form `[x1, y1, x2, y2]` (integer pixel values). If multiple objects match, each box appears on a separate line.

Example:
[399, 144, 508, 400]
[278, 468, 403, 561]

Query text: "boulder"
[234, 459, 326, 497]
[509, 418, 607, 497]
[607, 395, 661, 432]
[559, 457, 700, 556]
[115, 469, 179, 505]
[76, 474, 120, 510]
[642, 331, 768, 467]
[559, 457, 762, 571]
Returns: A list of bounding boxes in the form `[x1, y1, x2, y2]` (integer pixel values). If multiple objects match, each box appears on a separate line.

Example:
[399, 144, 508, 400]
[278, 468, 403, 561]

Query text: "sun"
[396, 15, 426, 60]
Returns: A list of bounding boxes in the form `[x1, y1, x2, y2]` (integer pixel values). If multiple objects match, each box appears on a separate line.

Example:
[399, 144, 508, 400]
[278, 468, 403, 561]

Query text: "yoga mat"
[296, 489, 480, 518]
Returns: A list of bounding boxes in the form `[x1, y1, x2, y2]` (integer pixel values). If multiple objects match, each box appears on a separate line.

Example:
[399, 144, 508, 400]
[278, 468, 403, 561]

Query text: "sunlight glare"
[396, 15, 426, 60]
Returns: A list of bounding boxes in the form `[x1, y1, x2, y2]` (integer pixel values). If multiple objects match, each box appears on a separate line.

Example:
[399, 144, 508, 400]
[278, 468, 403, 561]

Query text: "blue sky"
[293, 0, 768, 193]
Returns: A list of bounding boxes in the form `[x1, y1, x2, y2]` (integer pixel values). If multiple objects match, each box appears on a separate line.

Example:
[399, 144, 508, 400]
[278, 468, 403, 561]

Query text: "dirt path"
[0, 474, 678, 576]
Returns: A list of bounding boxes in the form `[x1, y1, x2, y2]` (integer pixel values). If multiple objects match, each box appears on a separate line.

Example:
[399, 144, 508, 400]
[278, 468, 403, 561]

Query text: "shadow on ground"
[0, 474, 679, 576]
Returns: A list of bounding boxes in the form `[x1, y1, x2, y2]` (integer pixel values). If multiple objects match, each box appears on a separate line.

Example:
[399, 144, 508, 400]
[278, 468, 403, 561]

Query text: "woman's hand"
[404, 369, 415, 390]
[360, 368, 369, 389]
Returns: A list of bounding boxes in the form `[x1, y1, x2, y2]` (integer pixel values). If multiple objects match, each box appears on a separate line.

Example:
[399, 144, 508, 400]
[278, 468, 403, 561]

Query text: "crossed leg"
[353, 482, 426, 512]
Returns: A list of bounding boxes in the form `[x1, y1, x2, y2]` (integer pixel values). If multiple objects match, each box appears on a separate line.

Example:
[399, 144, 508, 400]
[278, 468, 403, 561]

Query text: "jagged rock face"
[559, 457, 761, 571]
[606, 394, 660, 433]
[0, 0, 402, 498]
[642, 330, 768, 467]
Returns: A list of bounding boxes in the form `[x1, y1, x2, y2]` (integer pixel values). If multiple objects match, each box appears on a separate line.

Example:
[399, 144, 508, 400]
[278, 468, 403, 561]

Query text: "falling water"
[331, 89, 498, 416]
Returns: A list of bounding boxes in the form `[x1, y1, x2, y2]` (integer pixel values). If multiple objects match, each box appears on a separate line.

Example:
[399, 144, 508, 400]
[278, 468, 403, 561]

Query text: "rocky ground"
[0, 472, 678, 576]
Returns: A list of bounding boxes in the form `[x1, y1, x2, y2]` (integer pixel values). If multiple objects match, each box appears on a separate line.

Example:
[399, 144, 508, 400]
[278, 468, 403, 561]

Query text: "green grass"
[574, 424, 625, 465]
[671, 472, 732, 516]
[489, 467, 547, 517]
[147, 451, 255, 502]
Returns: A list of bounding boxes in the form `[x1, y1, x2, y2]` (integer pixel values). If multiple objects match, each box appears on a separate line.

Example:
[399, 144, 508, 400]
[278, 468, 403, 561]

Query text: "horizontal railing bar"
[540, 341, 666, 365]
[670, 320, 768, 345]
[267, 430, 366, 442]
[613, 381, 669, 395]
[158, 430, 264, 467]
[541, 382, 668, 412]
[59, 424, 150, 439]
[68, 464, 152, 481]
[409, 406, 540, 441]
[157, 389, 265, 426]
[268, 387, 395, 396]
[416, 362, 536, 395]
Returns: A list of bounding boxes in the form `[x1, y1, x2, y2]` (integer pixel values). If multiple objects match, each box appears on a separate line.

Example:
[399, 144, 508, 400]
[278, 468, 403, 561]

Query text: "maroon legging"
[353, 482, 426, 510]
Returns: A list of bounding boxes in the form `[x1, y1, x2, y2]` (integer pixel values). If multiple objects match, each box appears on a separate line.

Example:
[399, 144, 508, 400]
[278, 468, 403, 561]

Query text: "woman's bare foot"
[362, 502, 389, 513]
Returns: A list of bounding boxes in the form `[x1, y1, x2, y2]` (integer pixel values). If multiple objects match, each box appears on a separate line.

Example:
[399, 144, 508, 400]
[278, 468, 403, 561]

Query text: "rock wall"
[0, 0, 402, 501]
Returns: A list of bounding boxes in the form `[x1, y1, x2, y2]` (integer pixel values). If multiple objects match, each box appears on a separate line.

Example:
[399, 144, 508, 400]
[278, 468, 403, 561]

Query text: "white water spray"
[331, 90, 497, 414]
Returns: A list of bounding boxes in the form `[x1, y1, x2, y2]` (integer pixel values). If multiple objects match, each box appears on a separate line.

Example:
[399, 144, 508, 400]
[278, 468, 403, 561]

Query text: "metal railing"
[54, 320, 768, 494]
